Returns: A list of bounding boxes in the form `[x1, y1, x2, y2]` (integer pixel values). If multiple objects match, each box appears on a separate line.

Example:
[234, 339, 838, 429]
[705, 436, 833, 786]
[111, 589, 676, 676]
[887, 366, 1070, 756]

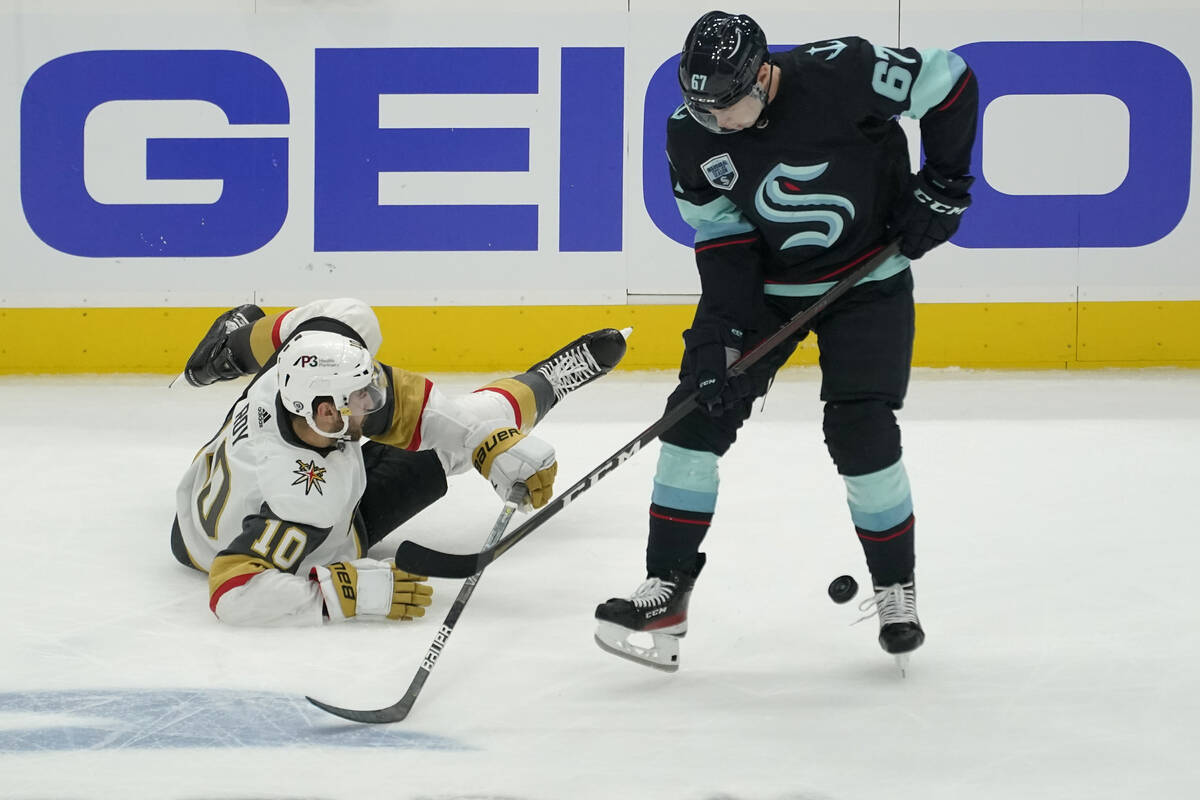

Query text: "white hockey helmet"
[276, 330, 388, 440]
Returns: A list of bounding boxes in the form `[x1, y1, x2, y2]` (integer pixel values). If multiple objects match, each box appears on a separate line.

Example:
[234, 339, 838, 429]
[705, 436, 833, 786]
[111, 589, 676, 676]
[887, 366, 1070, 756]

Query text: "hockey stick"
[395, 239, 902, 580]
[305, 483, 526, 724]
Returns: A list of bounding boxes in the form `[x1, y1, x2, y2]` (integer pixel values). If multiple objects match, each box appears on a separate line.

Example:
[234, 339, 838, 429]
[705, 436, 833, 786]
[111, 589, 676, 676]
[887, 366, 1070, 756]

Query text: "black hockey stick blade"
[305, 487, 523, 723]
[394, 240, 902, 580]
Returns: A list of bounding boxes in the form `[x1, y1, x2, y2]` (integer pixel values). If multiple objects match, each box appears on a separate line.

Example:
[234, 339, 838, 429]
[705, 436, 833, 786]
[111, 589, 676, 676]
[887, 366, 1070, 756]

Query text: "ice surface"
[1, 368, 1198, 799]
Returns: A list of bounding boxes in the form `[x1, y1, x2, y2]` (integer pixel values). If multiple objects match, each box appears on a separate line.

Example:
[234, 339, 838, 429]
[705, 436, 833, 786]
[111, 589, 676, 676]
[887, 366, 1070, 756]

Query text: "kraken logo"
[754, 162, 855, 251]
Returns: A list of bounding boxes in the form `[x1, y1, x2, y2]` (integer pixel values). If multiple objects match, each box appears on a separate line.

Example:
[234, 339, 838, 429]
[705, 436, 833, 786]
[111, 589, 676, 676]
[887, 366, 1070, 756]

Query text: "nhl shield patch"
[701, 153, 738, 190]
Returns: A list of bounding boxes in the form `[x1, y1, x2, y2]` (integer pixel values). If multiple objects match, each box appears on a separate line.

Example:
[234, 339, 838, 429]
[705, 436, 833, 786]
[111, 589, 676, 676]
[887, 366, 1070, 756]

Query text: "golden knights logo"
[701, 153, 738, 190]
[292, 459, 327, 495]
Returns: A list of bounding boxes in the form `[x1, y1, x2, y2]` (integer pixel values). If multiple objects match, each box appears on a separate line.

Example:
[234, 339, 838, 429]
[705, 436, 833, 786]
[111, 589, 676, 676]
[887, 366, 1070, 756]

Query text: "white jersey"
[173, 298, 549, 626]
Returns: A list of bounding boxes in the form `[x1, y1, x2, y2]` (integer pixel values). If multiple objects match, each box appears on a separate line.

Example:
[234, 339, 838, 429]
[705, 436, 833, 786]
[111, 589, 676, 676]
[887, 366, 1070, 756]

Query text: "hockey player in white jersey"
[171, 298, 628, 626]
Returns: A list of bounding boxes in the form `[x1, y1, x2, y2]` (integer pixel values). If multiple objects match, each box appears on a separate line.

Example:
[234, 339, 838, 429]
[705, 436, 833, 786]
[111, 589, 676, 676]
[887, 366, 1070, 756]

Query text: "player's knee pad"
[823, 400, 901, 476]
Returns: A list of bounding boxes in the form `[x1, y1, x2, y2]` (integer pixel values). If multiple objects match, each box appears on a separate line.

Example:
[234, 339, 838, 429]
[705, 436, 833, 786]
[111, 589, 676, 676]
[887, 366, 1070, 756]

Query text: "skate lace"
[852, 583, 918, 627]
[629, 577, 676, 609]
[537, 345, 603, 402]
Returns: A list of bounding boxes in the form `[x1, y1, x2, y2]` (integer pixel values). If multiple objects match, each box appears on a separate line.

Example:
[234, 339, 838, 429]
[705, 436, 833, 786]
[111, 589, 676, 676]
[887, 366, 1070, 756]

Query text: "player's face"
[344, 413, 366, 441]
[709, 91, 765, 131]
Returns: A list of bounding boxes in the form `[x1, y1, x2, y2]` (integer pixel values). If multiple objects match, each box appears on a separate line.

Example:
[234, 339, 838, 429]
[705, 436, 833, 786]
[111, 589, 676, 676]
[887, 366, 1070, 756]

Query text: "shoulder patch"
[291, 459, 327, 495]
[805, 40, 848, 61]
[701, 153, 738, 190]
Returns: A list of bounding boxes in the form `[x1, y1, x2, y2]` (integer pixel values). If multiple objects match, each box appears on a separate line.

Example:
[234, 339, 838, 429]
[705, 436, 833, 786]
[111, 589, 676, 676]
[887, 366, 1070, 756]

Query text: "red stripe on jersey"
[934, 69, 973, 112]
[476, 386, 522, 429]
[271, 309, 293, 349]
[809, 244, 885, 282]
[406, 379, 435, 451]
[209, 571, 258, 613]
[695, 236, 758, 253]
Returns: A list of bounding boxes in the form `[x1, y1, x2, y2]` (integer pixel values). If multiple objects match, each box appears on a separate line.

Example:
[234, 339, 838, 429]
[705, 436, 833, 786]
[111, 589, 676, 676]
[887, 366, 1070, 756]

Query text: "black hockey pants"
[358, 443, 449, 548]
[660, 268, 915, 477]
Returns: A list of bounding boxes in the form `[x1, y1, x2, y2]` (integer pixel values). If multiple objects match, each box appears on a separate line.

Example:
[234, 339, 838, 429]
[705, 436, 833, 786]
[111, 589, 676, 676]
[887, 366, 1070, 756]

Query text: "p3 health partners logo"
[0, 689, 470, 751]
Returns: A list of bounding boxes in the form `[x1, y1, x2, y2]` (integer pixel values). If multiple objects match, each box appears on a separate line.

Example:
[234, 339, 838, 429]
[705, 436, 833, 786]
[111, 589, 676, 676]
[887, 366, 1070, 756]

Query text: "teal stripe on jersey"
[676, 195, 757, 244]
[651, 443, 719, 513]
[906, 49, 968, 119]
[844, 459, 913, 531]
[763, 254, 910, 297]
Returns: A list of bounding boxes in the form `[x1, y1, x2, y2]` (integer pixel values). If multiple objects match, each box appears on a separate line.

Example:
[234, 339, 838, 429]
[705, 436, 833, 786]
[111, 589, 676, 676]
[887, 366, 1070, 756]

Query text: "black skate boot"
[855, 578, 924, 675]
[528, 327, 630, 404]
[594, 554, 705, 672]
[183, 304, 265, 387]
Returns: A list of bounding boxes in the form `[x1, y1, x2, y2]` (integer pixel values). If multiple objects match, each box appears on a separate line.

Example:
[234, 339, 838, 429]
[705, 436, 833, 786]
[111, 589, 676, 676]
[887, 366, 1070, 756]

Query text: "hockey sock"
[647, 505, 711, 575]
[645, 443, 719, 575]
[843, 459, 915, 586]
[245, 311, 292, 371]
[473, 373, 554, 433]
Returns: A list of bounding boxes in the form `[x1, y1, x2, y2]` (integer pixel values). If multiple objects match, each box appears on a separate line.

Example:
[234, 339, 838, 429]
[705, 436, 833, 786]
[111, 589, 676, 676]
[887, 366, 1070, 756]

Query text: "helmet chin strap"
[751, 62, 773, 129]
[305, 410, 351, 442]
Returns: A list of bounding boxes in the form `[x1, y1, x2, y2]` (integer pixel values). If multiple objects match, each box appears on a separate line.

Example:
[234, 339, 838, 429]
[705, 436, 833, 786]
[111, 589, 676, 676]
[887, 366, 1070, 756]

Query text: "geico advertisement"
[3, 11, 1197, 306]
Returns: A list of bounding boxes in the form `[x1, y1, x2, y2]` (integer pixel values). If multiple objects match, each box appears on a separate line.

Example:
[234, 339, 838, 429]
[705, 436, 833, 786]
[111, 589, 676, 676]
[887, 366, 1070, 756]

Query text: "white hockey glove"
[310, 559, 433, 622]
[472, 427, 557, 511]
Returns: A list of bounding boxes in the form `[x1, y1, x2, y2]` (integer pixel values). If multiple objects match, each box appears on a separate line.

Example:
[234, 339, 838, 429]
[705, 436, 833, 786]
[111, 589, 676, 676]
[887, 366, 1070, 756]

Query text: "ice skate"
[593, 554, 704, 672]
[530, 327, 631, 403]
[854, 578, 924, 676]
[182, 303, 265, 387]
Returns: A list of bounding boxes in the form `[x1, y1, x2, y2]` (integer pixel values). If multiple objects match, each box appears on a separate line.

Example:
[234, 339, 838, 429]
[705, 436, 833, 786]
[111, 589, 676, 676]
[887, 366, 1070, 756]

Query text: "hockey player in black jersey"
[595, 10, 977, 672]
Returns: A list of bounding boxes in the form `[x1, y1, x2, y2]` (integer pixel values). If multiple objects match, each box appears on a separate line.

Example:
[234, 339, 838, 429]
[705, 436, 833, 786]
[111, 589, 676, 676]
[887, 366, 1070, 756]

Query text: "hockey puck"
[828, 574, 859, 604]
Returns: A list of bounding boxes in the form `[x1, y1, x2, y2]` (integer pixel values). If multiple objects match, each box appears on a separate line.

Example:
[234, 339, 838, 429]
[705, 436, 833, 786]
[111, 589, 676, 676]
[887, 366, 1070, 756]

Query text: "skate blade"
[594, 622, 680, 672]
[894, 653, 910, 678]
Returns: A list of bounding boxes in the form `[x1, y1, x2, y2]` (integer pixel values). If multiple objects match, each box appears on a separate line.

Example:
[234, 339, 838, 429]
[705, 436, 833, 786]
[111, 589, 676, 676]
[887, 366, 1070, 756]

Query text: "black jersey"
[666, 37, 977, 323]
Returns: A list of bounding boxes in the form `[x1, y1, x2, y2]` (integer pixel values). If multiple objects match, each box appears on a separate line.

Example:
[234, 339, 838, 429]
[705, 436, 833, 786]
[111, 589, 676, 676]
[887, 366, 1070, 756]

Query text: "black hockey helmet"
[677, 10, 770, 133]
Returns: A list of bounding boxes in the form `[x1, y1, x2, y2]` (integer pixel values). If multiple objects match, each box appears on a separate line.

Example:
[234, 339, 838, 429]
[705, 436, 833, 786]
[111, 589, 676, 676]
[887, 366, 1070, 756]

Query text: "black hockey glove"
[683, 323, 753, 416]
[183, 304, 265, 387]
[890, 167, 974, 260]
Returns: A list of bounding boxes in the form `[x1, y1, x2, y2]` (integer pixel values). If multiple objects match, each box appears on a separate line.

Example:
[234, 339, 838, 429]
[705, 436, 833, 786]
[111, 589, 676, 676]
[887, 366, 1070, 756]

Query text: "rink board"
[1, 0, 1198, 371]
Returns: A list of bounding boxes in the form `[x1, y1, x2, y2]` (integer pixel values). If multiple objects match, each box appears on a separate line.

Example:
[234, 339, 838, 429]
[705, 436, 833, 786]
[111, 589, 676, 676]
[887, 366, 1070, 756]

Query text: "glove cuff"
[312, 559, 394, 621]
[683, 322, 744, 351]
[919, 167, 974, 198]
[472, 427, 523, 479]
[312, 562, 355, 622]
[914, 169, 972, 216]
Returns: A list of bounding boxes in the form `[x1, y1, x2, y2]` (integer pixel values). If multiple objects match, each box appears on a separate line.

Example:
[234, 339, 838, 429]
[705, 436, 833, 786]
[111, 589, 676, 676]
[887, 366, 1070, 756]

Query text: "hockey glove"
[683, 323, 754, 416]
[473, 428, 557, 511]
[311, 559, 433, 622]
[889, 167, 974, 261]
[183, 303, 266, 387]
